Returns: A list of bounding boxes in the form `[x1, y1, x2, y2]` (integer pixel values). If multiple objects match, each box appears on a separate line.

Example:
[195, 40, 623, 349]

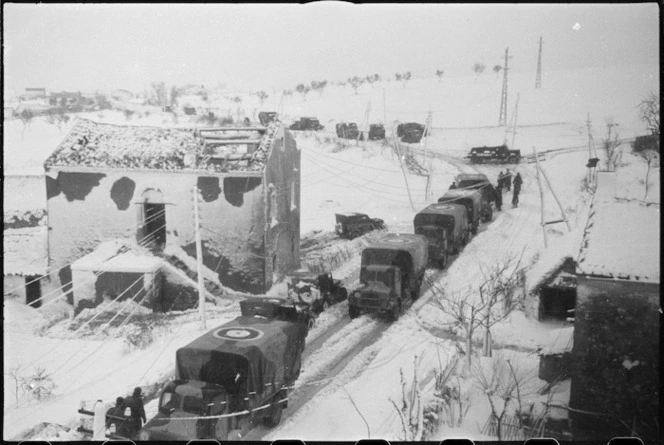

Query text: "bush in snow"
[20, 367, 57, 402]
[120, 316, 167, 352]
[389, 355, 425, 441]
[637, 91, 660, 136]
[423, 352, 470, 438]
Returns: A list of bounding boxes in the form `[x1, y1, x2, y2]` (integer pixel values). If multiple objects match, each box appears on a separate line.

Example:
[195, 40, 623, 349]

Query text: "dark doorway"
[143, 203, 166, 249]
[25, 275, 42, 308]
[539, 287, 576, 321]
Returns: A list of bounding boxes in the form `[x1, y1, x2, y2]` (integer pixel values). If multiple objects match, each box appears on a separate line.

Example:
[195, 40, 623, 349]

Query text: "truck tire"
[507, 155, 518, 164]
[389, 299, 402, 322]
[349, 304, 360, 319]
[264, 394, 284, 427]
[336, 287, 348, 302]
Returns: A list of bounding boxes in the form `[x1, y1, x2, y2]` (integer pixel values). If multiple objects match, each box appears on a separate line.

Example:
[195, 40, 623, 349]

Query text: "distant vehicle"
[289, 117, 324, 131]
[335, 212, 386, 239]
[455, 173, 495, 222]
[414, 203, 470, 268]
[465, 144, 521, 164]
[240, 296, 315, 332]
[397, 122, 428, 143]
[348, 233, 428, 321]
[285, 271, 348, 314]
[335, 122, 364, 140]
[139, 313, 307, 441]
[367, 124, 386, 141]
[258, 111, 278, 126]
[183, 106, 197, 116]
[438, 188, 484, 234]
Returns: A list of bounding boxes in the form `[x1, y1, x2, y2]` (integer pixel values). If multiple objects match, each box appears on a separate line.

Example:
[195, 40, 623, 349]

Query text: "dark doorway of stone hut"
[142, 203, 167, 250]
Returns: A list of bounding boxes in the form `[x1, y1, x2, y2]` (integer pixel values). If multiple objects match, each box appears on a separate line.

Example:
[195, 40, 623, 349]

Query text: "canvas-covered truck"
[348, 233, 428, 321]
[438, 189, 483, 235]
[465, 144, 521, 164]
[455, 173, 495, 222]
[138, 315, 307, 441]
[335, 212, 386, 239]
[414, 203, 470, 268]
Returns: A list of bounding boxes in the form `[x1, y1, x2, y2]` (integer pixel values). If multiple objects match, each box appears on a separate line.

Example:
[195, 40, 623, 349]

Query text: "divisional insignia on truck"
[214, 327, 264, 341]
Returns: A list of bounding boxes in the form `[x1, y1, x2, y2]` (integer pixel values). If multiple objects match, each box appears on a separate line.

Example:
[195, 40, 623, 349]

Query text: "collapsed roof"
[44, 118, 280, 173]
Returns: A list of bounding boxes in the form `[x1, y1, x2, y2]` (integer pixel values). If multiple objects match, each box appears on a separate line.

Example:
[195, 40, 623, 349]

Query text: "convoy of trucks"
[414, 203, 470, 268]
[437, 188, 484, 234]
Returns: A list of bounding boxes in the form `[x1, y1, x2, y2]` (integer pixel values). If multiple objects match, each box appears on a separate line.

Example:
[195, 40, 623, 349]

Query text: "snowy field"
[3, 62, 660, 441]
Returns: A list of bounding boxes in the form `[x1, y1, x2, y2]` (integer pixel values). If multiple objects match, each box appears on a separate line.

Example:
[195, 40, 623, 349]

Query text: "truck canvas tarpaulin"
[175, 316, 306, 397]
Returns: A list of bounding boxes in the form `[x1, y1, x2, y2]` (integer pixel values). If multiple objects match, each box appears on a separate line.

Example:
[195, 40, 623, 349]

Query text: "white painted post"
[193, 187, 206, 330]
[539, 166, 573, 232]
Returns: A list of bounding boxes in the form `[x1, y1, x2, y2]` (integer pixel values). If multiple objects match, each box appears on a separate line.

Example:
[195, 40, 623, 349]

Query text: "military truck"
[455, 173, 495, 222]
[258, 112, 278, 126]
[397, 122, 428, 143]
[465, 144, 521, 164]
[348, 233, 428, 321]
[335, 122, 363, 140]
[438, 188, 483, 234]
[414, 203, 470, 268]
[138, 315, 307, 441]
[335, 212, 386, 239]
[240, 296, 315, 332]
[289, 117, 324, 131]
[286, 271, 348, 313]
[368, 124, 386, 141]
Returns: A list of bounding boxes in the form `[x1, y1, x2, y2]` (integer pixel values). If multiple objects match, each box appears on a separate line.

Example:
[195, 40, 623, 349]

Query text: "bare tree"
[19, 109, 34, 139]
[295, 83, 311, 100]
[389, 355, 425, 441]
[603, 118, 622, 172]
[640, 149, 659, 200]
[310, 80, 328, 97]
[435, 70, 445, 82]
[256, 90, 269, 106]
[365, 73, 381, 87]
[472, 62, 486, 80]
[637, 91, 660, 136]
[395, 71, 412, 88]
[428, 253, 523, 370]
[347, 76, 365, 94]
[493, 64, 503, 79]
[474, 356, 536, 441]
[45, 108, 71, 131]
[151, 82, 168, 107]
[282, 89, 294, 98]
[169, 86, 179, 107]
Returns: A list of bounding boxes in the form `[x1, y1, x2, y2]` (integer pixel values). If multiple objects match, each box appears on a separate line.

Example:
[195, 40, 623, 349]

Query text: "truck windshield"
[360, 268, 393, 289]
[159, 391, 206, 416]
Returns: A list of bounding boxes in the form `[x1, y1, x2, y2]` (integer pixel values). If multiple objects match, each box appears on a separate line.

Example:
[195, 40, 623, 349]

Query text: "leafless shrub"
[390, 355, 425, 441]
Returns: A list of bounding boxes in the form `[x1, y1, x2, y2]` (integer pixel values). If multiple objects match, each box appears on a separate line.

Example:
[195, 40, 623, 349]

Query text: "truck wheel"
[349, 304, 360, 319]
[264, 396, 284, 427]
[215, 418, 229, 440]
[389, 299, 402, 322]
[508, 155, 518, 164]
[337, 288, 348, 302]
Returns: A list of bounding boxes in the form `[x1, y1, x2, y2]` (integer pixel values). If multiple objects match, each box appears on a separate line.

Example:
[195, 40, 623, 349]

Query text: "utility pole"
[535, 36, 543, 89]
[533, 147, 548, 248]
[193, 186, 206, 330]
[586, 113, 599, 188]
[511, 93, 520, 149]
[384, 88, 393, 160]
[533, 145, 572, 247]
[499, 47, 512, 126]
[422, 110, 433, 164]
[392, 136, 416, 212]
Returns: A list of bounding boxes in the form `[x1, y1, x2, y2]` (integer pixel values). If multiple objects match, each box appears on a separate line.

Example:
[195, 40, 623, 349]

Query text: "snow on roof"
[526, 231, 582, 293]
[43, 118, 279, 173]
[3, 226, 48, 276]
[577, 201, 660, 282]
[71, 239, 161, 273]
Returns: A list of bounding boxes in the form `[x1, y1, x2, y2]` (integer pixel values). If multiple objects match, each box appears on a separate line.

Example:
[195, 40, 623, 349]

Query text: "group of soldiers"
[92, 387, 147, 440]
[496, 169, 523, 209]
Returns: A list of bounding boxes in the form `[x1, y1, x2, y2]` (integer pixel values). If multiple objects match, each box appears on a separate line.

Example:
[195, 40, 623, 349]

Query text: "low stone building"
[43, 118, 300, 311]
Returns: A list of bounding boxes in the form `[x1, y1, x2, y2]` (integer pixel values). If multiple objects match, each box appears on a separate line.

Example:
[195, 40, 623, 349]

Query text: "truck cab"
[349, 233, 428, 321]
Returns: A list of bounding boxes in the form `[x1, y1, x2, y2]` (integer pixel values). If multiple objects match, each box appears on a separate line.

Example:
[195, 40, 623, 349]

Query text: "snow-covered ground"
[3, 63, 659, 440]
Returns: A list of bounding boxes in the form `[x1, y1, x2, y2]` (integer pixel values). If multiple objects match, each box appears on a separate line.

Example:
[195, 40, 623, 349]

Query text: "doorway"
[539, 287, 576, 321]
[25, 275, 42, 308]
[143, 202, 166, 249]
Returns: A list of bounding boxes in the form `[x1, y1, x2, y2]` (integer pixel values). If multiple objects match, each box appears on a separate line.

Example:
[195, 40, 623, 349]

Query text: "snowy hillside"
[3, 62, 660, 441]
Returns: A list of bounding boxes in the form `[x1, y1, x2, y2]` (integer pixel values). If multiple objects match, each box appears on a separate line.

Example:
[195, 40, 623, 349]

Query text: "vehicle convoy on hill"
[454, 173, 495, 222]
[438, 188, 485, 234]
[335, 122, 363, 140]
[289, 117, 324, 131]
[367, 124, 386, 141]
[414, 203, 470, 268]
[138, 306, 308, 441]
[465, 144, 521, 164]
[348, 233, 428, 321]
[335, 212, 386, 239]
[397, 122, 428, 143]
[286, 271, 348, 314]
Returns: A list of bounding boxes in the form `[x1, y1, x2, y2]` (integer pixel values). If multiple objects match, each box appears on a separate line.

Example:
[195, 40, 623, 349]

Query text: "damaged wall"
[263, 127, 301, 288]
[46, 168, 268, 296]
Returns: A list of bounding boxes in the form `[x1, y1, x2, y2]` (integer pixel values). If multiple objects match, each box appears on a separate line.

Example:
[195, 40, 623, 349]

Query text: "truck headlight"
[353, 291, 360, 299]
[138, 430, 150, 441]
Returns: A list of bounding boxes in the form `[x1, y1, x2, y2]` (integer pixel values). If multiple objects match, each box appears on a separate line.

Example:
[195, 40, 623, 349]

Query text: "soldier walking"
[512, 172, 523, 208]
[504, 169, 512, 191]
[494, 183, 503, 211]
[497, 171, 505, 190]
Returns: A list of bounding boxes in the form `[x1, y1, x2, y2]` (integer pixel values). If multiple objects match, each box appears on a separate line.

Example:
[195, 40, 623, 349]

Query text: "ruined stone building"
[43, 118, 300, 310]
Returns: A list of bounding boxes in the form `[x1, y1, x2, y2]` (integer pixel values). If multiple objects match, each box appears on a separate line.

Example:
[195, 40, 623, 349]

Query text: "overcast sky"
[3, 3, 660, 94]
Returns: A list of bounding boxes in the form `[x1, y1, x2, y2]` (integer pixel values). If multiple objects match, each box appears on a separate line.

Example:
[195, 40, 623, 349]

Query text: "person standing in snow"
[497, 171, 505, 190]
[504, 169, 512, 191]
[493, 183, 503, 211]
[512, 172, 523, 208]
[124, 387, 146, 438]
[106, 397, 129, 438]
